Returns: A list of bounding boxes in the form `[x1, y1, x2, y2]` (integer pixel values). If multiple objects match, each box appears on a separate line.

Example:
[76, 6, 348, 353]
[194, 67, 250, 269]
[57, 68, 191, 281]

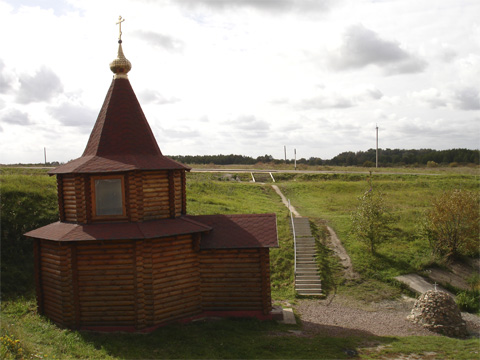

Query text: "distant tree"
[351, 186, 393, 254]
[256, 154, 274, 163]
[421, 189, 479, 259]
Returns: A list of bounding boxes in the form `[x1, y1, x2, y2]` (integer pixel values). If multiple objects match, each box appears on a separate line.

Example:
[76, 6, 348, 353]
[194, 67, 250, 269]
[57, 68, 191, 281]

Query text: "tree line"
[168, 148, 478, 166]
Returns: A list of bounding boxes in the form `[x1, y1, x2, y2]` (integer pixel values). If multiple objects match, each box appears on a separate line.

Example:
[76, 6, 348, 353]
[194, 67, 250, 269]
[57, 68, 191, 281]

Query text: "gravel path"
[295, 297, 480, 338]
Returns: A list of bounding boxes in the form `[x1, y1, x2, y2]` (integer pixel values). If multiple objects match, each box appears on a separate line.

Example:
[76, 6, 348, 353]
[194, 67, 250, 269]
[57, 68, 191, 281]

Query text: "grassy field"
[1, 166, 479, 359]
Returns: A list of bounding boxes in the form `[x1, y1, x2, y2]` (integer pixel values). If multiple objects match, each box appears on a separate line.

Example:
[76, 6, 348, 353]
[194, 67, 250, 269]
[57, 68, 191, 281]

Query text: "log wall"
[56, 170, 185, 223]
[37, 241, 75, 328]
[36, 235, 206, 330]
[199, 249, 271, 314]
[151, 235, 202, 324]
[76, 240, 136, 327]
[59, 175, 87, 223]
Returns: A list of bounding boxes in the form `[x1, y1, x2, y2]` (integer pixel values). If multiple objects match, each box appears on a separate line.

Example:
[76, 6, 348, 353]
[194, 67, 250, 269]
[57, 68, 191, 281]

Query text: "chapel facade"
[25, 25, 278, 332]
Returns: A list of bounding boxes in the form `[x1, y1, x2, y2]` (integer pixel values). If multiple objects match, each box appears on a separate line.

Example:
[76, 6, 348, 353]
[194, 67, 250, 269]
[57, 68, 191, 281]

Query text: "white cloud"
[174, 0, 335, 13]
[0, 0, 479, 164]
[0, 108, 31, 125]
[411, 86, 480, 111]
[295, 85, 383, 110]
[133, 31, 184, 52]
[0, 59, 15, 94]
[139, 89, 181, 105]
[453, 87, 480, 110]
[16, 67, 63, 104]
[327, 24, 427, 75]
[47, 101, 96, 131]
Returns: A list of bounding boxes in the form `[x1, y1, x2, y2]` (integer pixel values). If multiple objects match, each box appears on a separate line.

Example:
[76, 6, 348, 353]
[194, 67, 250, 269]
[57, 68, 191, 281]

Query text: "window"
[91, 176, 126, 218]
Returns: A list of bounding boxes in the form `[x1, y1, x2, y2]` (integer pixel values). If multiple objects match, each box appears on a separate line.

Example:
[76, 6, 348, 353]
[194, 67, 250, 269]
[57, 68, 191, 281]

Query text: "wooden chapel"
[25, 22, 278, 332]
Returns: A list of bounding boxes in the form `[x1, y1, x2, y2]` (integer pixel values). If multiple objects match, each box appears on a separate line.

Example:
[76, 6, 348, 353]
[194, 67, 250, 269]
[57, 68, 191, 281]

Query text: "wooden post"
[181, 171, 187, 215]
[260, 249, 272, 315]
[56, 175, 65, 222]
[168, 171, 175, 218]
[135, 240, 145, 330]
[70, 244, 80, 329]
[33, 239, 44, 315]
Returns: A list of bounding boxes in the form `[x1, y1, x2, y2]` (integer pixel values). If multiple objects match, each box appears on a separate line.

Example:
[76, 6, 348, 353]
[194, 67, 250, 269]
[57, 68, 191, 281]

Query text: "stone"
[407, 290, 467, 337]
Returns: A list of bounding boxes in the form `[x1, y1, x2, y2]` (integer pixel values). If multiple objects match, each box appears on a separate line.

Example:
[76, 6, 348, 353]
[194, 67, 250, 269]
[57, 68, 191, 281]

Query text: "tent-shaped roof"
[50, 44, 188, 174]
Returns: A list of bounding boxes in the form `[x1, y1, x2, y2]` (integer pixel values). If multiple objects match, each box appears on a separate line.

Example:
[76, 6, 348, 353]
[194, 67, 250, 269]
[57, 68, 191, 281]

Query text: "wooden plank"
[34, 240, 44, 315]
[168, 170, 175, 218]
[79, 300, 135, 307]
[70, 244, 80, 328]
[78, 274, 135, 281]
[152, 275, 201, 288]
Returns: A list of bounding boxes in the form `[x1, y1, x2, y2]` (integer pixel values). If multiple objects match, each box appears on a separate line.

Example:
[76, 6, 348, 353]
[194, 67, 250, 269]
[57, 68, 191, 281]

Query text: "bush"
[351, 186, 394, 253]
[0, 173, 58, 297]
[456, 290, 480, 313]
[420, 189, 479, 259]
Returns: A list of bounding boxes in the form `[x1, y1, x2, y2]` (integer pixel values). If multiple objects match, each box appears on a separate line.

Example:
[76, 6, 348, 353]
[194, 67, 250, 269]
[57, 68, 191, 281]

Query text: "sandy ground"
[293, 296, 480, 338]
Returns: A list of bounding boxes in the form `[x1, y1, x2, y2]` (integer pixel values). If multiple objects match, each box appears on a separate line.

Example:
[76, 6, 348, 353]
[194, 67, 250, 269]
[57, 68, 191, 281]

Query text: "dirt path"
[272, 184, 357, 280]
[271, 185, 301, 217]
[325, 225, 359, 280]
[271, 185, 480, 338]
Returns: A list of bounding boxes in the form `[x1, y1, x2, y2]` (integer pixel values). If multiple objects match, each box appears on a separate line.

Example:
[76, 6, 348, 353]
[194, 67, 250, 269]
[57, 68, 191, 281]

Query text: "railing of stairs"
[288, 199, 296, 278]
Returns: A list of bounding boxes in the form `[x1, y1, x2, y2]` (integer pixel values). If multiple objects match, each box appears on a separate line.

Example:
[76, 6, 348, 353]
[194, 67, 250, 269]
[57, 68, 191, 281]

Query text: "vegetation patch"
[1, 166, 479, 359]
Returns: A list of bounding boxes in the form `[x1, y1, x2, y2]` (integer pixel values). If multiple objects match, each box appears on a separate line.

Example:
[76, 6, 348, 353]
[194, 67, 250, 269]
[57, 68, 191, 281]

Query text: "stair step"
[296, 263, 318, 267]
[296, 276, 321, 281]
[296, 271, 319, 276]
[295, 286, 322, 291]
[296, 279, 321, 284]
[296, 290, 323, 296]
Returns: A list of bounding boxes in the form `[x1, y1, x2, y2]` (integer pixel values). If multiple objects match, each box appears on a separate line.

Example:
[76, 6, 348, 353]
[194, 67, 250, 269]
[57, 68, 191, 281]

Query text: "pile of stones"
[407, 290, 467, 337]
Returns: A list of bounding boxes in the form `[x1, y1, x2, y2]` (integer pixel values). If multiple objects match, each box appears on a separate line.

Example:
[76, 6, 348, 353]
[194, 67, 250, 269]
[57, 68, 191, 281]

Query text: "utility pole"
[376, 125, 379, 168]
[284, 145, 287, 163]
[294, 148, 297, 170]
[44, 147, 47, 165]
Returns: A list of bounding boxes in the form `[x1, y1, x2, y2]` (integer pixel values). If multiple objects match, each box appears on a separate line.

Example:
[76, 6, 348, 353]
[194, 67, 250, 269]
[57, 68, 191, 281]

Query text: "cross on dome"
[116, 16, 125, 42]
[110, 15, 132, 78]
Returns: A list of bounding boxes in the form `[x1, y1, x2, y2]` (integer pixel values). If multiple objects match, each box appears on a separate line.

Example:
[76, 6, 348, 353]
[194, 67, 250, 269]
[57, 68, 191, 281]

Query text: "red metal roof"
[50, 78, 188, 174]
[24, 217, 211, 241]
[187, 213, 278, 249]
[24, 214, 278, 249]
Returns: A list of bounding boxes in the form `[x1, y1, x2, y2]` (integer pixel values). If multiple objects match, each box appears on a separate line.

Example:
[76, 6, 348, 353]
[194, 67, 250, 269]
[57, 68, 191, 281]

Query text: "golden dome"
[110, 41, 132, 78]
[110, 17, 131, 78]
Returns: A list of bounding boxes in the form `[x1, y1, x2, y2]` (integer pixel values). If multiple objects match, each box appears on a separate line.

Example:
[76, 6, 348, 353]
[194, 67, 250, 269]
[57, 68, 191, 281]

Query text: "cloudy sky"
[0, 0, 479, 164]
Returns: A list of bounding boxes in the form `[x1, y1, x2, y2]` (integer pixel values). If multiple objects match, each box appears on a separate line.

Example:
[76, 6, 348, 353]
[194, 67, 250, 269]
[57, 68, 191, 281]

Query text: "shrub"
[420, 189, 479, 259]
[350, 187, 394, 254]
[0, 174, 58, 296]
[456, 290, 480, 313]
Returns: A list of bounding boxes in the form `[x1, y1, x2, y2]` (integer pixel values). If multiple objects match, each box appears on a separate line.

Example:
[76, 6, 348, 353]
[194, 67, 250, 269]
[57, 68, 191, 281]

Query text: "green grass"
[277, 172, 479, 300]
[1, 167, 479, 359]
[2, 298, 478, 359]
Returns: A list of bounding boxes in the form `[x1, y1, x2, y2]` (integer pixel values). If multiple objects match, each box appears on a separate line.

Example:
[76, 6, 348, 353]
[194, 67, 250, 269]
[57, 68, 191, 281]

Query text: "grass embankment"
[277, 171, 479, 300]
[1, 167, 479, 359]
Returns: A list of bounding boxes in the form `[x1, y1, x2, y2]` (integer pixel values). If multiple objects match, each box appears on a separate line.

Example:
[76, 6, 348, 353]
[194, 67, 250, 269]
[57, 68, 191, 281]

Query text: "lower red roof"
[24, 217, 211, 242]
[24, 214, 278, 249]
[187, 214, 278, 249]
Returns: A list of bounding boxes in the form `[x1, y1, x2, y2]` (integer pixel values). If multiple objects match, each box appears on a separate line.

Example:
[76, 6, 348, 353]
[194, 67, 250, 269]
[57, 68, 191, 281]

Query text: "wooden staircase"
[291, 217, 322, 296]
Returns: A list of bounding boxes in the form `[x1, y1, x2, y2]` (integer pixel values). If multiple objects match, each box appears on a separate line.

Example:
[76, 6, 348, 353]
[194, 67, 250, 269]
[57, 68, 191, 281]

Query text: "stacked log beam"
[39, 241, 75, 327]
[151, 235, 202, 324]
[76, 241, 136, 326]
[199, 249, 264, 312]
[61, 175, 78, 222]
[143, 171, 171, 220]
